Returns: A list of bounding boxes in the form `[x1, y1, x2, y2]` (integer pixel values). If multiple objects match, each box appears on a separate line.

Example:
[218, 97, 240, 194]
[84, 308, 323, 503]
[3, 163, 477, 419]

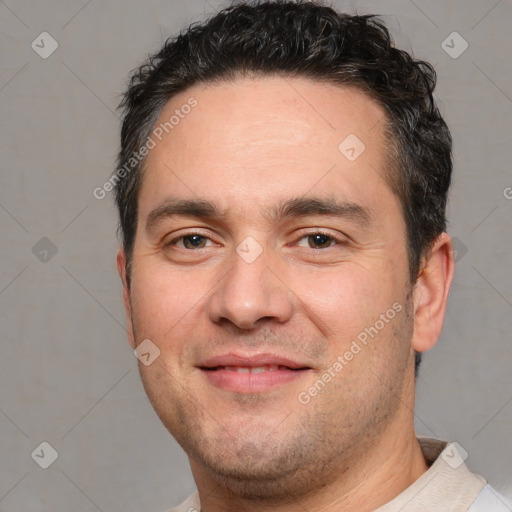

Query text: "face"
[120, 77, 417, 498]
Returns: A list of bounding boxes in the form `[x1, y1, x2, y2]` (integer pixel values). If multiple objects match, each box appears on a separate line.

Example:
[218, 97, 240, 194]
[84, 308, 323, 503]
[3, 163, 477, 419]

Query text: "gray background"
[1, 0, 511, 510]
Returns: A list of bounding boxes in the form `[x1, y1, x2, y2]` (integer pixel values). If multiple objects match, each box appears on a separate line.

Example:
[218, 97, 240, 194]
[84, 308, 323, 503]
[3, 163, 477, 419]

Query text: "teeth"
[222, 365, 281, 373]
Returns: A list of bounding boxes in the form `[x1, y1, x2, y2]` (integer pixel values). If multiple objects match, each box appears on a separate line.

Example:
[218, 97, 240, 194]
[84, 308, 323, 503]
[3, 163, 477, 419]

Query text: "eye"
[169, 233, 215, 249]
[296, 232, 339, 249]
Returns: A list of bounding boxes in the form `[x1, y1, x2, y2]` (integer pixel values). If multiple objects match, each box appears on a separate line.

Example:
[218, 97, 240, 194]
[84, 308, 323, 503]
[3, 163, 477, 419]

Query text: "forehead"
[139, 76, 395, 220]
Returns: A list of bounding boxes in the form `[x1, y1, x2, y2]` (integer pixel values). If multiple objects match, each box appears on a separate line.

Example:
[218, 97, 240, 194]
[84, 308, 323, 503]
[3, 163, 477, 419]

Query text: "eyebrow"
[145, 196, 373, 232]
[146, 199, 227, 232]
[269, 196, 373, 226]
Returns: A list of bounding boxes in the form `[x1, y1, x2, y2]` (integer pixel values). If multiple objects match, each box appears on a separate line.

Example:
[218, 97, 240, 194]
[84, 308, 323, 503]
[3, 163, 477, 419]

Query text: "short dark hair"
[115, 0, 453, 377]
[115, 0, 451, 366]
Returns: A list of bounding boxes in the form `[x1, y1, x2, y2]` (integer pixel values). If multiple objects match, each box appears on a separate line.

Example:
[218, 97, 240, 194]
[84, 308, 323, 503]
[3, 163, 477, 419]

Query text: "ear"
[411, 232, 455, 353]
[117, 249, 136, 350]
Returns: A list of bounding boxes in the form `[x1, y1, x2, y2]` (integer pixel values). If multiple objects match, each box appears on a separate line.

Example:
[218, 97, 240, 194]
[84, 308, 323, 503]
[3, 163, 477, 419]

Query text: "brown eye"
[182, 234, 208, 249]
[306, 233, 335, 249]
[166, 231, 218, 251]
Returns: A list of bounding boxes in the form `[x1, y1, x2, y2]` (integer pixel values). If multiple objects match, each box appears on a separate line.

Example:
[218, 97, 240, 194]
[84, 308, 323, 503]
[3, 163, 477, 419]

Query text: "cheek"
[129, 261, 205, 347]
[295, 265, 412, 395]
[291, 263, 403, 341]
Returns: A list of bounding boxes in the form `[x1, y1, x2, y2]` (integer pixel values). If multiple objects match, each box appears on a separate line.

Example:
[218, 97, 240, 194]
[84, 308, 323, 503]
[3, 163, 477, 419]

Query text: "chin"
[187, 427, 339, 502]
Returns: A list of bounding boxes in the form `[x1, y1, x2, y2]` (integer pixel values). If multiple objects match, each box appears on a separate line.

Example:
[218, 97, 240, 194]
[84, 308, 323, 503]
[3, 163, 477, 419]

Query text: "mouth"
[197, 354, 313, 393]
[202, 364, 305, 373]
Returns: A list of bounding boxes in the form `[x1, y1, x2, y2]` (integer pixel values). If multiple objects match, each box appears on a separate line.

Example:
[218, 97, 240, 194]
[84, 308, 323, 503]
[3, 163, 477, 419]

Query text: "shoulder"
[468, 485, 512, 511]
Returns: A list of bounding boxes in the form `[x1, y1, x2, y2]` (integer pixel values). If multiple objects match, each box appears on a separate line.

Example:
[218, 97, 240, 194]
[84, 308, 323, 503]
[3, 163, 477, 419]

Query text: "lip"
[199, 353, 310, 370]
[197, 353, 313, 393]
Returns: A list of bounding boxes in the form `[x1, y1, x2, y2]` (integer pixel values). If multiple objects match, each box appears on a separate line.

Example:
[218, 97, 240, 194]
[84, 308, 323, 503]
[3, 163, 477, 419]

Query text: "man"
[114, 1, 511, 510]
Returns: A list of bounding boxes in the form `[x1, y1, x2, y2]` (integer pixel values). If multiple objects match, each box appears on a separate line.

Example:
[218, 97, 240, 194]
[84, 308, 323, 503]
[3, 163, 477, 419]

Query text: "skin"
[117, 76, 455, 512]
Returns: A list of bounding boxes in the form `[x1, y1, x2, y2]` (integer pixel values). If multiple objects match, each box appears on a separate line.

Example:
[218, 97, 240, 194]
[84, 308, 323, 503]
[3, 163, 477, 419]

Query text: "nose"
[207, 241, 294, 330]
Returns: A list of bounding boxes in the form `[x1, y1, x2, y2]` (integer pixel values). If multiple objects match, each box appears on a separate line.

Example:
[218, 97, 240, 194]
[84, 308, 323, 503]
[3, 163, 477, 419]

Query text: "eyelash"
[166, 230, 345, 250]
[167, 231, 216, 249]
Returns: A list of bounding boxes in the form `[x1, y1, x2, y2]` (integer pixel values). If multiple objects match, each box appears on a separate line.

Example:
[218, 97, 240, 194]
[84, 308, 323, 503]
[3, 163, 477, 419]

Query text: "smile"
[199, 359, 311, 393]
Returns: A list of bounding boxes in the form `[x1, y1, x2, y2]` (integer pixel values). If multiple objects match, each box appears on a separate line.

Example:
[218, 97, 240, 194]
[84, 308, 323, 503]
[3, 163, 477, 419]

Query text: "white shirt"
[168, 438, 511, 511]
